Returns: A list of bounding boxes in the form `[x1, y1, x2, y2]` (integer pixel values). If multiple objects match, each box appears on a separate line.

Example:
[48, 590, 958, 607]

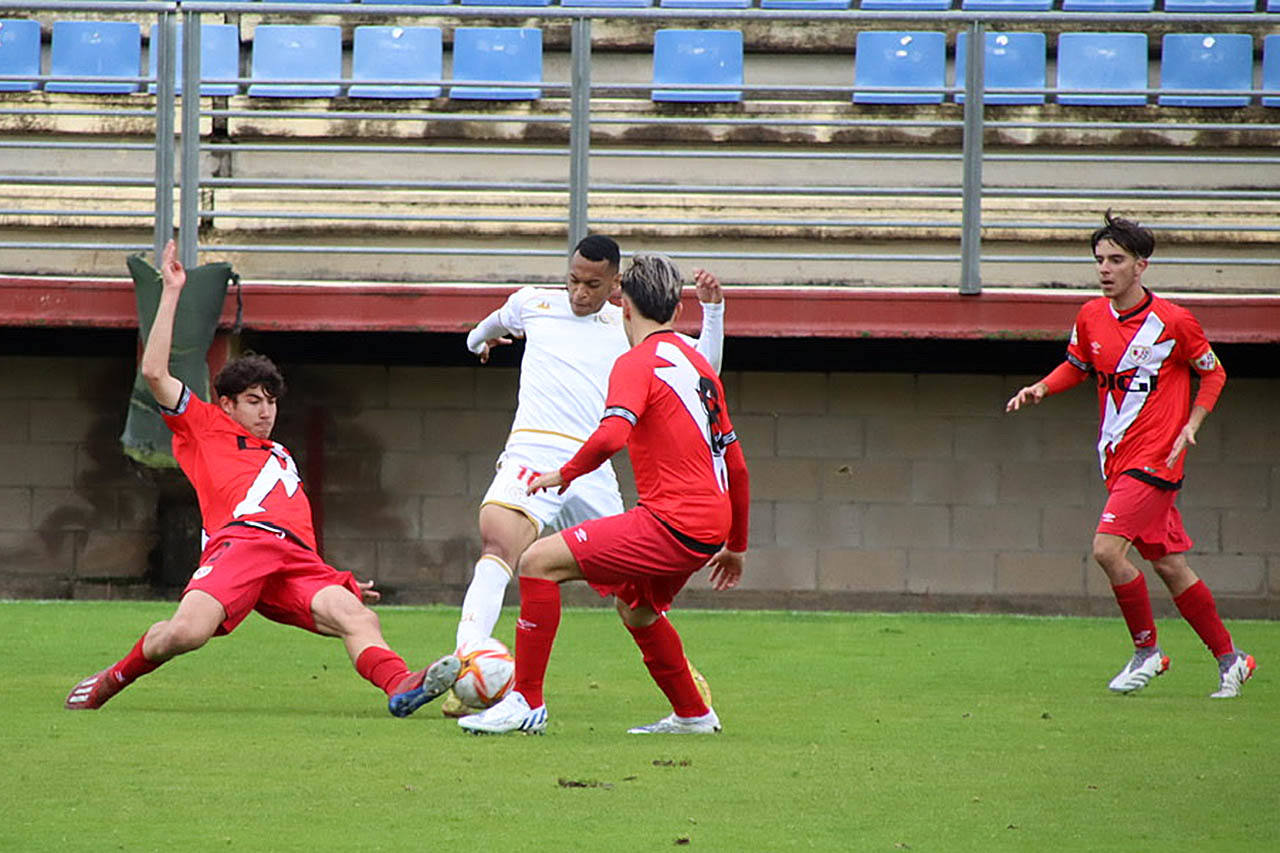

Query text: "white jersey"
[468, 286, 724, 452]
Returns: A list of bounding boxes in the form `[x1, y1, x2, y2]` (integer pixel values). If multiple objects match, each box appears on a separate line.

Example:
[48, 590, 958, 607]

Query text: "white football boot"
[1210, 651, 1256, 699]
[1108, 647, 1170, 694]
[627, 708, 721, 735]
[458, 690, 547, 734]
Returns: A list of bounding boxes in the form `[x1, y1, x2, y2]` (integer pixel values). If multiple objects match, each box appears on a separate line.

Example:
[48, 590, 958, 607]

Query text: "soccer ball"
[453, 638, 515, 709]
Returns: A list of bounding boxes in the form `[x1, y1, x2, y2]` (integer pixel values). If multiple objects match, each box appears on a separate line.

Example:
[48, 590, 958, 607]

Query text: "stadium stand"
[0, 18, 39, 92]
[1158, 33, 1253, 106]
[562, 0, 654, 7]
[759, 1, 854, 9]
[46, 20, 141, 94]
[348, 25, 444, 99]
[852, 31, 946, 104]
[1061, 0, 1154, 11]
[1055, 32, 1149, 106]
[962, 0, 1053, 9]
[659, 0, 754, 9]
[861, 0, 953, 8]
[449, 27, 543, 99]
[954, 31, 1047, 105]
[1164, 0, 1257, 11]
[651, 28, 744, 103]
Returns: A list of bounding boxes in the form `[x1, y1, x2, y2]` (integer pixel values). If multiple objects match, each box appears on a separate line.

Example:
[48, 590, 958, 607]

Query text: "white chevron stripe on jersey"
[1097, 312, 1175, 478]
[653, 340, 728, 493]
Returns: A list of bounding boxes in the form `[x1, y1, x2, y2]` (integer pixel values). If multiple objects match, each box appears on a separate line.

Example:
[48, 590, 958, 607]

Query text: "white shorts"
[480, 442, 625, 534]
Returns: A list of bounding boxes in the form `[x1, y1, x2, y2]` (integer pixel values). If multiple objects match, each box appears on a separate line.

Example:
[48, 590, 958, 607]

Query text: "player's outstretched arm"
[1005, 361, 1089, 413]
[139, 239, 186, 411]
[691, 268, 725, 374]
[465, 308, 516, 364]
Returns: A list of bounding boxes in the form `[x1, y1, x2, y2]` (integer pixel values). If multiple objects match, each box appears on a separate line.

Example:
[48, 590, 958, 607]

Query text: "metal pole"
[178, 10, 202, 268]
[959, 21, 985, 296]
[152, 10, 176, 264]
[567, 16, 591, 253]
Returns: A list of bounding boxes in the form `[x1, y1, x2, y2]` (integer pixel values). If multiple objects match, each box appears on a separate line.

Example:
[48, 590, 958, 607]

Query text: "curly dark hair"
[214, 353, 286, 400]
[1090, 210, 1155, 260]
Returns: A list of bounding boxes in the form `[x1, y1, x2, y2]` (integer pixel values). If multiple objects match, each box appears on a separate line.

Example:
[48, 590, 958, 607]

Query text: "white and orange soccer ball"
[453, 638, 515, 709]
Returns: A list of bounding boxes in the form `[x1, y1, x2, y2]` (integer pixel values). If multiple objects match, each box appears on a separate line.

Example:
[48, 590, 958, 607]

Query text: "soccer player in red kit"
[459, 252, 750, 735]
[1006, 212, 1255, 699]
[65, 239, 460, 714]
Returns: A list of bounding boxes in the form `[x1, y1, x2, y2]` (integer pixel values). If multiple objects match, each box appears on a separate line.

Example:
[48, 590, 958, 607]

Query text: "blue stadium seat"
[760, 0, 852, 8]
[562, 0, 652, 6]
[361, 0, 453, 4]
[0, 19, 40, 92]
[449, 28, 543, 100]
[147, 24, 241, 96]
[1159, 33, 1252, 107]
[460, 0, 552, 5]
[349, 26, 443, 99]
[1062, 0, 1154, 10]
[248, 25, 342, 98]
[1265, 35, 1280, 107]
[47, 21, 142, 94]
[955, 31, 1046, 105]
[853, 31, 946, 105]
[652, 29, 744, 103]
[660, 0, 753, 8]
[1164, 0, 1256, 10]
[1056, 32, 1148, 106]
[1269, 0, 1280, 9]
[263, 0, 355, 3]
[861, 0, 952, 8]
[962, 0, 1052, 8]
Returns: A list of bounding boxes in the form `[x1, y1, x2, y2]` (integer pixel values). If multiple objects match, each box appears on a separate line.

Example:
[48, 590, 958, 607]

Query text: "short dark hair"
[573, 234, 621, 270]
[620, 252, 683, 323]
[214, 353, 286, 400]
[1090, 210, 1155, 259]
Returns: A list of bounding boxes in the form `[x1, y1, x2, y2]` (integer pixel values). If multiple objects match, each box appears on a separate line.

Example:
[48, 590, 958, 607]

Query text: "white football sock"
[456, 555, 512, 650]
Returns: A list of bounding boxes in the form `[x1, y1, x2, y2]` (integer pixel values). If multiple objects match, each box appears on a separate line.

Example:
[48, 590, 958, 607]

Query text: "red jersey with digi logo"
[1065, 290, 1222, 490]
[160, 386, 316, 550]
[601, 330, 737, 544]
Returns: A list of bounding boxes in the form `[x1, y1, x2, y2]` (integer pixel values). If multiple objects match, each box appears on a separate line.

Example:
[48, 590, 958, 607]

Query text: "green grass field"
[3, 601, 1276, 852]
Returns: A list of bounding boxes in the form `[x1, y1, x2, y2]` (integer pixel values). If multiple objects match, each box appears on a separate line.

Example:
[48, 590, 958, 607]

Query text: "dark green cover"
[120, 253, 236, 468]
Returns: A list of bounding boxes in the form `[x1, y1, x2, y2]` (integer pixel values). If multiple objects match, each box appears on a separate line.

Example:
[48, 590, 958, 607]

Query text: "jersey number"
[233, 450, 301, 518]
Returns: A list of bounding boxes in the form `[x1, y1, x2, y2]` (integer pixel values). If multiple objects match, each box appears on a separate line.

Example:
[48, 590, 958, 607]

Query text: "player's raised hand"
[527, 469, 566, 495]
[692, 268, 723, 304]
[160, 238, 186, 291]
[1005, 381, 1048, 412]
[705, 548, 744, 591]
[476, 336, 513, 364]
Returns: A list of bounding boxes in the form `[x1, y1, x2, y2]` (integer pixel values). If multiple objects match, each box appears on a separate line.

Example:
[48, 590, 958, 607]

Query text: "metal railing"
[1, 1, 1278, 293]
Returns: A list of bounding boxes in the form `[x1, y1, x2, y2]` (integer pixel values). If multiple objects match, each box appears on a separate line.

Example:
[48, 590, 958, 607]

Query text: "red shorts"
[185, 525, 362, 636]
[1096, 475, 1193, 561]
[561, 505, 722, 613]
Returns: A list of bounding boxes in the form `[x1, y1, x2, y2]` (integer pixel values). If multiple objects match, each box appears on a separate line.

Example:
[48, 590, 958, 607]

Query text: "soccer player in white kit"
[442, 235, 725, 715]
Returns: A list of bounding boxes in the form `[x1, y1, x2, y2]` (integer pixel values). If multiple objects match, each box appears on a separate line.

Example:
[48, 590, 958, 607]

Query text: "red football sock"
[355, 646, 410, 696]
[1174, 580, 1234, 658]
[513, 577, 561, 709]
[626, 616, 708, 719]
[1112, 574, 1158, 648]
[112, 633, 161, 684]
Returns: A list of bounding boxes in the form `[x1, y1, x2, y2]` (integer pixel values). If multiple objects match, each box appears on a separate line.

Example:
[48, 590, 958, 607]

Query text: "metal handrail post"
[153, 9, 176, 264]
[959, 20, 985, 296]
[567, 16, 591, 253]
[178, 10, 202, 268]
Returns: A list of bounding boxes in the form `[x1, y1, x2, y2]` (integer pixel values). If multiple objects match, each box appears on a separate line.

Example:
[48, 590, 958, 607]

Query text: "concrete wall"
[2, 352, 1276, 618]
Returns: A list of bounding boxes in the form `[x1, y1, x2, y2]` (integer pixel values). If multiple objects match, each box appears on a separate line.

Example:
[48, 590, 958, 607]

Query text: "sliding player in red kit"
[459, 252, 749, 735]
[1007, 212, 1254, 699]
[65, 239, 459, 714]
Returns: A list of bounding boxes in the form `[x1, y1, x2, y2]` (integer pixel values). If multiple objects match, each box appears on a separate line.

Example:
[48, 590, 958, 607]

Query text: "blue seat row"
[858, 31, 1279, 108]
[4, 20, 1279, 107]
